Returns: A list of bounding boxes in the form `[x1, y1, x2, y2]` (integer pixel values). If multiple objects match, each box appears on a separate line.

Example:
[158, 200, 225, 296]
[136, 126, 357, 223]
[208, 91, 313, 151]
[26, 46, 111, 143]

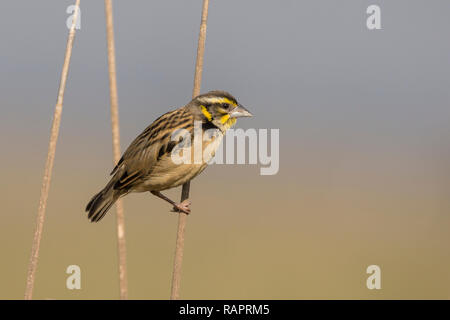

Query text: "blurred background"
[1, 0, 449, 299]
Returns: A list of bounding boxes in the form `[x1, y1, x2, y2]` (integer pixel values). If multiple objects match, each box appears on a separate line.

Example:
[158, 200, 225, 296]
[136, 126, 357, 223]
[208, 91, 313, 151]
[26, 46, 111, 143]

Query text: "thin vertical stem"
[104, 0, 128, 300]
[24, 0, 81, 300]
[170, 0, 210, 300]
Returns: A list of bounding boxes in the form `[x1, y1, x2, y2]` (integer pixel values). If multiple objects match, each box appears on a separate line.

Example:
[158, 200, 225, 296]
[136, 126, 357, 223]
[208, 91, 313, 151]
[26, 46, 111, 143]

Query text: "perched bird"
[86, 91, 252, 222]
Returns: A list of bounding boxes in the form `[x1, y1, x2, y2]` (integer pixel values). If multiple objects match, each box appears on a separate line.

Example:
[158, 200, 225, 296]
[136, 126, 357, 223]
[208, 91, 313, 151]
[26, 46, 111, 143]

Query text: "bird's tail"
[85, 182, 119, 222]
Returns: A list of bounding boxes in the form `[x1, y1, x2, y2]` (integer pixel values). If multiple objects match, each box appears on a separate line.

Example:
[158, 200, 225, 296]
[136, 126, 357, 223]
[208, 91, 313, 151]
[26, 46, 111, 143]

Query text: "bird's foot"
[171, 199, 191, 215]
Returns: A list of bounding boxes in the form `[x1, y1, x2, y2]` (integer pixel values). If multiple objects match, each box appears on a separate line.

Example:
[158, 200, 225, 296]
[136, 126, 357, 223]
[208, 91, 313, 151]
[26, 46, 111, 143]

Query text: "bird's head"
[189, 90, 252, 132]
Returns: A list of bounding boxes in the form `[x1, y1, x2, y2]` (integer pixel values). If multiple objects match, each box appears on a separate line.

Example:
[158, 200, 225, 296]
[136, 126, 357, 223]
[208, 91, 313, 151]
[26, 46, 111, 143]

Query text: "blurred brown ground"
[2, 138, 449, 299]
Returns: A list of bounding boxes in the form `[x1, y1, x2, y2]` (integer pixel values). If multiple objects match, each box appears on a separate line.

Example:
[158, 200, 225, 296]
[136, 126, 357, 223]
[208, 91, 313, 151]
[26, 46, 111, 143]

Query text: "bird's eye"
[222, 103, 230, 110]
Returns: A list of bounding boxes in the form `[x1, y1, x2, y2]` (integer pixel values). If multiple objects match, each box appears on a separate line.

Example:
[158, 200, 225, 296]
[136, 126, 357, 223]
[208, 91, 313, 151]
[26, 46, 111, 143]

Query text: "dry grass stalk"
[104, 0, 128, 300]
[24, 0, 81, 300]
[170, 0, 210, 300]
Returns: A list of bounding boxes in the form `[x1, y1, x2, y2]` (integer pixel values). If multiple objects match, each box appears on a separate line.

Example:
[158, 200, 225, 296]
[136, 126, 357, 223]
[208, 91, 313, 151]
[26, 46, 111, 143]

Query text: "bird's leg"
[150, 191, 191, 215]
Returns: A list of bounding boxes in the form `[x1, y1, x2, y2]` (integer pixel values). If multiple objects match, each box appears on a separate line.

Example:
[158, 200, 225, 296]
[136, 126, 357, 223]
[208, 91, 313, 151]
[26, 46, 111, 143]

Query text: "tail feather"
[85, 184, 118, 222]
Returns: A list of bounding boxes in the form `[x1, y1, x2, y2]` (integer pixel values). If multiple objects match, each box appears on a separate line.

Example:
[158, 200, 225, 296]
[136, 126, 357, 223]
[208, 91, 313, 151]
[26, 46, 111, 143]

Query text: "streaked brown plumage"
[86, 91, 252, 222]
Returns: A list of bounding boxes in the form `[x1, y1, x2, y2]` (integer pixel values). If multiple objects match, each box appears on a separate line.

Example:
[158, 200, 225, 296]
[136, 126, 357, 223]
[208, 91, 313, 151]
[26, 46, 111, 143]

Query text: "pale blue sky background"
[1, 0, 449, 154]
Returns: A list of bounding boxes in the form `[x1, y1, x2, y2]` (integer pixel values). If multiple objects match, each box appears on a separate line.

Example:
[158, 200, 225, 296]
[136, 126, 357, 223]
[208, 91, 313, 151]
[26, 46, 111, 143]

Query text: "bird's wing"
[110, 106, 194, 192]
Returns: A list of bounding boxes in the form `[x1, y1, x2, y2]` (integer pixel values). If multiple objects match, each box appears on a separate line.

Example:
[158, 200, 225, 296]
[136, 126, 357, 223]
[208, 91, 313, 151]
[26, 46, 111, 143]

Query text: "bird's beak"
[230, 104, 253, 118]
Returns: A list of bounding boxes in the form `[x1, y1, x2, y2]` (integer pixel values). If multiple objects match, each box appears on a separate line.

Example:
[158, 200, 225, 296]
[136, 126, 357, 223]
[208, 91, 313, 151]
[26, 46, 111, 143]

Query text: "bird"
[86, 90, 252, 222]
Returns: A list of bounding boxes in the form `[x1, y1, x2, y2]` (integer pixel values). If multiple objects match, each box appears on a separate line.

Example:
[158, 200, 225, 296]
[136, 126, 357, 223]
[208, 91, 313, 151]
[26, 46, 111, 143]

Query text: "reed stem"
[24, 0, 81, 300]
[170, 0, 210, 300]
[104, 0, 128, 300]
